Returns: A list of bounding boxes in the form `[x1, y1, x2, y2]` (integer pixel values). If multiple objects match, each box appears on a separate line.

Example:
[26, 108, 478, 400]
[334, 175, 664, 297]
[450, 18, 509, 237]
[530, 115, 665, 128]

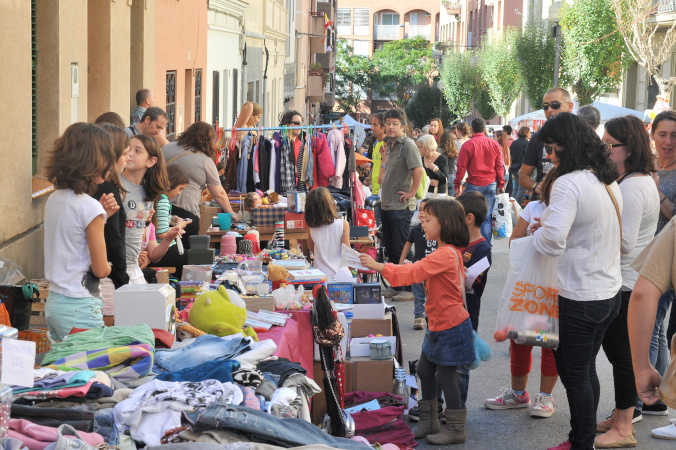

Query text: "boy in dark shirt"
[399, 198, 438, 330]
[456, 191, 492, 407]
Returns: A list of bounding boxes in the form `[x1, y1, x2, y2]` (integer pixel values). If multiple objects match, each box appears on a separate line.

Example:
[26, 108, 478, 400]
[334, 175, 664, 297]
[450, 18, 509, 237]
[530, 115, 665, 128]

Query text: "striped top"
[155, 194, 174, 246]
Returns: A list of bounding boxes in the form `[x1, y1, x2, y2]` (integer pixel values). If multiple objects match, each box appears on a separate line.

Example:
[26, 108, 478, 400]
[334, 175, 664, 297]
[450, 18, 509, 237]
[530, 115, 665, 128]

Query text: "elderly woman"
[163, 122, 239, 248]
[594, 116, 659, 448]
[418, 134, 449, 197]
[532, 113, 623, 450]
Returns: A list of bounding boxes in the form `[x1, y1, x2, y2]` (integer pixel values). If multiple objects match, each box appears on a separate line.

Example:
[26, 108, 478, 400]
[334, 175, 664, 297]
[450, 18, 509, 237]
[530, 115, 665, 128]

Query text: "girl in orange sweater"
[360, 198, 474, 445]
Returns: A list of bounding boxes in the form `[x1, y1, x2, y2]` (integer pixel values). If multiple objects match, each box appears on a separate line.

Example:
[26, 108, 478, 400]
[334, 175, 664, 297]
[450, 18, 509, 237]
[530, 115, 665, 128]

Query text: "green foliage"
[405, 85, 455, 128]
[515, 23, 556, 108]
[474, 84, 497, 120]
[559, 0, 631, 105]
[371, 37, 435, 107]
[335, 39, 372, 115]
[477, 28, 522, 117]
[440, 51, 477, 118]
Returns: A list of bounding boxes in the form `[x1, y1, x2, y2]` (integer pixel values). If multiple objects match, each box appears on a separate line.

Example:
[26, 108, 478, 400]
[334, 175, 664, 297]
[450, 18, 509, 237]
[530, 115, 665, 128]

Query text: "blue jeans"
[512, 182, 526, 206]
[638, 289, 674, 411]
[412, 283, 426, 319]
[464, 182, 496, 245]
[554, 294, 620, 450]
[154, 335, 251, 373]
[184, 403, 370, 449]
[447, 174, 456, 197]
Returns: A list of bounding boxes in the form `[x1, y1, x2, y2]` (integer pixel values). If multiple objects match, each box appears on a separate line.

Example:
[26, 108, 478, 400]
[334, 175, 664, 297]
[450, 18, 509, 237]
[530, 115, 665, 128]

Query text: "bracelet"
[661, 194, 667, 204]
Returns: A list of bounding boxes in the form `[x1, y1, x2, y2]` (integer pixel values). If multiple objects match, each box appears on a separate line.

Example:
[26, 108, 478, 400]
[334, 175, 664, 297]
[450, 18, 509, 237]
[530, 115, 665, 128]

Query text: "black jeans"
[381, 208, 413, 291]
[171, 205, 200, 250]
[554, 293, 620, 450]
[601, 291, 637, 410]
[10, 403, 94, 432]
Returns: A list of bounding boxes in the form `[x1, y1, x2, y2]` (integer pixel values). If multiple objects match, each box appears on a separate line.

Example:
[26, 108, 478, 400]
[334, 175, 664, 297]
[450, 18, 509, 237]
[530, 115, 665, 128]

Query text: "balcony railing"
[406, 25, 431, 39]
[374, 24, 400, 40]
[656, 0, 676, 14]
[442, 1, 461, 15]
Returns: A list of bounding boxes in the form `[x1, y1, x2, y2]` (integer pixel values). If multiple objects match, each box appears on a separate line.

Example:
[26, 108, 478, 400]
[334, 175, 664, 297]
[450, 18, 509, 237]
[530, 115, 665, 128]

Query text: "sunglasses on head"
[605, 143, 626, 149]
[289, 121, 302, 126]
[542, 101, 562, 111]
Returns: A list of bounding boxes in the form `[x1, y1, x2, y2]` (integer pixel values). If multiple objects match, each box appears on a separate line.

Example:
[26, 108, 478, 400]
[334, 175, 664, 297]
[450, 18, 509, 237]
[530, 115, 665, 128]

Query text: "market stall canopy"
[333, 114, 371, 129]
[509, 101, 644, 133]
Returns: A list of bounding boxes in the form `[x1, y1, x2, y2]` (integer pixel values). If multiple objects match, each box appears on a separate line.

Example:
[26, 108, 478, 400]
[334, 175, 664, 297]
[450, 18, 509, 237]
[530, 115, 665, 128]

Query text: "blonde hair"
[249, 102, 263, 117]
[417, 134, 438, 153]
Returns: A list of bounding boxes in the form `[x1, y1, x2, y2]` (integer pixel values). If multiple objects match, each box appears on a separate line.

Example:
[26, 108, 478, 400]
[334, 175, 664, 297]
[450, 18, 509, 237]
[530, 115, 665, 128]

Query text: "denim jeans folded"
[154, 335, 252, 373]
[183, 403, 370, 450]
[94, 408, 119, 446]
[10, 403, 94, 432]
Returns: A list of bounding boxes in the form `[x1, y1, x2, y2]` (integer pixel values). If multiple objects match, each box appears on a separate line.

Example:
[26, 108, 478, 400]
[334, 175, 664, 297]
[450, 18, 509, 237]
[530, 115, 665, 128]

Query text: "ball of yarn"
[221, 235, 237, 256]
[238, 239, 253, 255]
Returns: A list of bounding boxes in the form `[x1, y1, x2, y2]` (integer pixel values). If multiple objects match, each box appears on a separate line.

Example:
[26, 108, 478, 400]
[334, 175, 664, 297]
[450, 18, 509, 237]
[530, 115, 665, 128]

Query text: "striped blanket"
[46, 343, 153, 381]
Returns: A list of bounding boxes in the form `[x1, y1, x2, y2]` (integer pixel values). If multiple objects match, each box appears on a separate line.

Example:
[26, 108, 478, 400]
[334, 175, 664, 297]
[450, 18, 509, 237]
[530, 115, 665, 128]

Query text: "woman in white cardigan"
[532, 113, 623, 450]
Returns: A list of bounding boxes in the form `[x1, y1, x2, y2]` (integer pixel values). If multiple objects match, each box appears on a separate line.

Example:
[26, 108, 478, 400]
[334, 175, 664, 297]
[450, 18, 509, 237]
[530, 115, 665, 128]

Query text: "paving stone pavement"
[394, 237, 675, 449]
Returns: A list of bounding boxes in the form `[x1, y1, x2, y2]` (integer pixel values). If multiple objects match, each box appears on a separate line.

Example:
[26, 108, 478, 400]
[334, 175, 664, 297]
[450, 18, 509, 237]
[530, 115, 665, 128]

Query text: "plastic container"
[344, 311, 353, 360]
[369, 339, 392, 360]
[218, 213, 232, 230]
[392, 367, 409, 410]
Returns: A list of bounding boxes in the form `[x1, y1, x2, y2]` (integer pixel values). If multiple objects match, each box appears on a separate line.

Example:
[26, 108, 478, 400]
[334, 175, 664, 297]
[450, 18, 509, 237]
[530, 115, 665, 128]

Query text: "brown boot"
[426, 408, 467, 445]
[413, 399, 440, 439]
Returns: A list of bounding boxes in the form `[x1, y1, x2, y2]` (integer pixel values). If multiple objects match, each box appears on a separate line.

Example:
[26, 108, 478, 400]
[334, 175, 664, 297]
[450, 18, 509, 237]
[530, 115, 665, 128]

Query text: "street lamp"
[549, 1, 563, 87]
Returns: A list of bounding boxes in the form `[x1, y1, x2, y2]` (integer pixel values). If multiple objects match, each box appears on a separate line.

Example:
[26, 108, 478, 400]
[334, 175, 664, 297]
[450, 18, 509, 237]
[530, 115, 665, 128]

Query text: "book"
[287, 269, 327, 281]
[328, 282, 354, 305]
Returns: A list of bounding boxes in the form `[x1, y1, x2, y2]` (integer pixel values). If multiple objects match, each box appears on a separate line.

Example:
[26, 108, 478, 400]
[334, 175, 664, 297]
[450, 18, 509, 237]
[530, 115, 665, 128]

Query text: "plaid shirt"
[274, 132, 296, 195]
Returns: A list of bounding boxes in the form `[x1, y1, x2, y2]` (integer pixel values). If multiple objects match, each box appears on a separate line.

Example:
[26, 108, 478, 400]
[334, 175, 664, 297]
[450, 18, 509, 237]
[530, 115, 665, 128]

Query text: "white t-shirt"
[44, 189, 106, 298]
[310, 219, 349, 280]
[519, 201, 546, 236]
[618, 175, 660, 290]
[534, 170, 623, 301]
[120, 174, 154, 281]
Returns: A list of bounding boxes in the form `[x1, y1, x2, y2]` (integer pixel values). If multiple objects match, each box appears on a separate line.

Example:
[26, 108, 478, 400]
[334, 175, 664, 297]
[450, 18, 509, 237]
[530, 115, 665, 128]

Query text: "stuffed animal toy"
[188, 285, 258, 341]
[267, 263, 289, 290]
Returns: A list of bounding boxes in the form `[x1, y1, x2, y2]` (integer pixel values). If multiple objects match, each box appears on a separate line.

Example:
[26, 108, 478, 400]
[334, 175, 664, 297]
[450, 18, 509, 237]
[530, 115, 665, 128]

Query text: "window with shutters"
[212, 71, 219, 126]
[353, 8, 369, 36]
[337, 9, 351, 35]
[166, 71, 176, 141]
[194, 69, 202, 122]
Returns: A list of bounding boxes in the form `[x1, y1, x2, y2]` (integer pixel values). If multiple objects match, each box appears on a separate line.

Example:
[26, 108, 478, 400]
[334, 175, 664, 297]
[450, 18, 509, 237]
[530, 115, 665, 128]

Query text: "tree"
[371, 37, 435, 107]
[474, 84, 497, 121]
[440, 50, 477, 119]
[515, 23, 556, 108]
[560, 0, 631, 105]
[611, 0, 676, 99]
[335, 39, 372, 115]
[405, 85, 455, 128]
[477, 28, 522, 117]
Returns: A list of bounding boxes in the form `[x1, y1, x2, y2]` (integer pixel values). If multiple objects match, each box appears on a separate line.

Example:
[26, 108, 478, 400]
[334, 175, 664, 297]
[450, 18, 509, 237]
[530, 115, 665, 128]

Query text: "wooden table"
[206, 226, 308, 244]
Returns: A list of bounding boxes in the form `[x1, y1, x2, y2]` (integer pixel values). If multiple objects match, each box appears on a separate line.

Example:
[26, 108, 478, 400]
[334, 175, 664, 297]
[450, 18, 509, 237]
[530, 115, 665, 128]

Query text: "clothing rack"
[219, 124, 356, 132]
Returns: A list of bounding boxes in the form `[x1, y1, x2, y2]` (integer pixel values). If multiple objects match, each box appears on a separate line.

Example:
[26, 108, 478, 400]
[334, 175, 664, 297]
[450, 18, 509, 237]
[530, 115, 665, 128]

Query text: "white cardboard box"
[350, 302, 386, 320]
[350, 336, 397, 357]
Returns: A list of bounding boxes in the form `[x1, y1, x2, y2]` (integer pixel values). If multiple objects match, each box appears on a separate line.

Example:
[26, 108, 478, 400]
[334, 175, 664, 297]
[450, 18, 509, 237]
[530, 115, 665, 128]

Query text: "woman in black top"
[417, 134, 449, 196]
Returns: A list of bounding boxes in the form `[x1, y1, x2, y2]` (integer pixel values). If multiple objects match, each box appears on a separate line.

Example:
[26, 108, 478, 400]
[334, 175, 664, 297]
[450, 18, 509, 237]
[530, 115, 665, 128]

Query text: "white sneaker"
[651, 423, 676, 440]
[530, 393, 555, 418]
[484, 388, 531, 410]
[670, 418, 676, 424]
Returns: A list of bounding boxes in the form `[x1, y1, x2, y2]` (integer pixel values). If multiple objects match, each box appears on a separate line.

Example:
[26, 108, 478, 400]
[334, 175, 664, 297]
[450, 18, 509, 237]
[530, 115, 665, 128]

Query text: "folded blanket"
[42, 325, 155, 366]
[46, 344, 154, 381]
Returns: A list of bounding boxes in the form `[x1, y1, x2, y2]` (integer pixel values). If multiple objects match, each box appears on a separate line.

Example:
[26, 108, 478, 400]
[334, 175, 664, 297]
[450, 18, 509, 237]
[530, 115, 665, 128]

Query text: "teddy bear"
[267, 263, 289, 291]
[188, 285, 258, 341]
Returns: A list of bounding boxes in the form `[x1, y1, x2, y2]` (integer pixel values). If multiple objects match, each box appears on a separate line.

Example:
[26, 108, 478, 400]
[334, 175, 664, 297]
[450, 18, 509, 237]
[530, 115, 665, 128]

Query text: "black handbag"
[0, 283, 39, 330]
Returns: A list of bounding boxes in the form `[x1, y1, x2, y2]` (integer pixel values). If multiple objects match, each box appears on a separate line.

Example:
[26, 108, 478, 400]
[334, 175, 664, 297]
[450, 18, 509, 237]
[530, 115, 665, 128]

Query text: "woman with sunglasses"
[530, 113, 623, 450]
[592, 116, 659, 448]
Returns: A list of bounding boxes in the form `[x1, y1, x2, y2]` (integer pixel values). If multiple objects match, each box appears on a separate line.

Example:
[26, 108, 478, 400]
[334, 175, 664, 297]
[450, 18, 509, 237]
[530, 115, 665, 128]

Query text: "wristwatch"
[532, 181, 539, 190]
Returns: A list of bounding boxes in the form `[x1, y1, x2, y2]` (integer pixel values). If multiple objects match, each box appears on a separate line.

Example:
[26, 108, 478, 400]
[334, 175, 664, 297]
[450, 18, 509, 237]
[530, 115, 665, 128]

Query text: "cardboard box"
[351, 313, 393, 338]
[253, 206, 286, 227]
[199, 204, 220, 235]
[285, 212, 306, 229]
[350, 303, 386, 320]
[242, 296, 275, 312]
[311, 356, 394, 424]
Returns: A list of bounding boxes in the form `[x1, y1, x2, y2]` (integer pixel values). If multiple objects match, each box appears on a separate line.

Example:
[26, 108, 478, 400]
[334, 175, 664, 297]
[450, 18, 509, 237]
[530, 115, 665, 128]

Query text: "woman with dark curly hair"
[162, 121, 239, 247]
[531, 113, 623, 450]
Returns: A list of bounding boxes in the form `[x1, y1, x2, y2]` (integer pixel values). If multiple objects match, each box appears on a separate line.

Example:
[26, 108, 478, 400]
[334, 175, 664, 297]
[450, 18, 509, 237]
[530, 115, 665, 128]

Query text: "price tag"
[2, 338, 35, 388]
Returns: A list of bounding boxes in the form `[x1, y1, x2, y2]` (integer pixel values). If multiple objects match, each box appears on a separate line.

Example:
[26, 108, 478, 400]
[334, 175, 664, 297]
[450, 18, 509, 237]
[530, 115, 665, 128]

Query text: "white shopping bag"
[492, 193, 513, 238]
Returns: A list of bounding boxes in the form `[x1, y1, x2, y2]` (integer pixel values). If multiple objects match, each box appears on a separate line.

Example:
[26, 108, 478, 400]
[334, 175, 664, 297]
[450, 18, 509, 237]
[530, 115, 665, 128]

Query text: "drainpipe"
[242, 41, 248, 117]
[262, 41, 270, 127]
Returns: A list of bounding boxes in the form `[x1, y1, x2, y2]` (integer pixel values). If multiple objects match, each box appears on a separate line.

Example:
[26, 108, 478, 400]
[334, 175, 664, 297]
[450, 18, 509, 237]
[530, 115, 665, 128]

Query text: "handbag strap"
[604, 184, 622, 244]
[450, 247, 467, 310]
[166, 152, 192, 165]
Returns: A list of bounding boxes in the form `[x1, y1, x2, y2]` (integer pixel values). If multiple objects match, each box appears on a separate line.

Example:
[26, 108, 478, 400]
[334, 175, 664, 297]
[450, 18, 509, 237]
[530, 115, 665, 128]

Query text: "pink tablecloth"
[257, 310, 313, 380]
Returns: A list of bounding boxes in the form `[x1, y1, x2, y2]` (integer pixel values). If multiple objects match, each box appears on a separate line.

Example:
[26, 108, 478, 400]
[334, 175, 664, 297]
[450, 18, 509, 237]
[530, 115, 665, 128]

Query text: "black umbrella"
[312, 285, 346, 436]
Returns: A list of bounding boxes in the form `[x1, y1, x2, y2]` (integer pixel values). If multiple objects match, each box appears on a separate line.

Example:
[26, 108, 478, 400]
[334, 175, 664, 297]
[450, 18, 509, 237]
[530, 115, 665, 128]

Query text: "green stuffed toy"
[188, 285, 258, 341]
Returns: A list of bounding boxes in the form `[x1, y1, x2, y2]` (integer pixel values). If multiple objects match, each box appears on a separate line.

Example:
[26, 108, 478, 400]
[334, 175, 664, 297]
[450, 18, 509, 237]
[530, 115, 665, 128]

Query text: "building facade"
[0, 0, 154, 279]
[206, 0, 248, 128]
